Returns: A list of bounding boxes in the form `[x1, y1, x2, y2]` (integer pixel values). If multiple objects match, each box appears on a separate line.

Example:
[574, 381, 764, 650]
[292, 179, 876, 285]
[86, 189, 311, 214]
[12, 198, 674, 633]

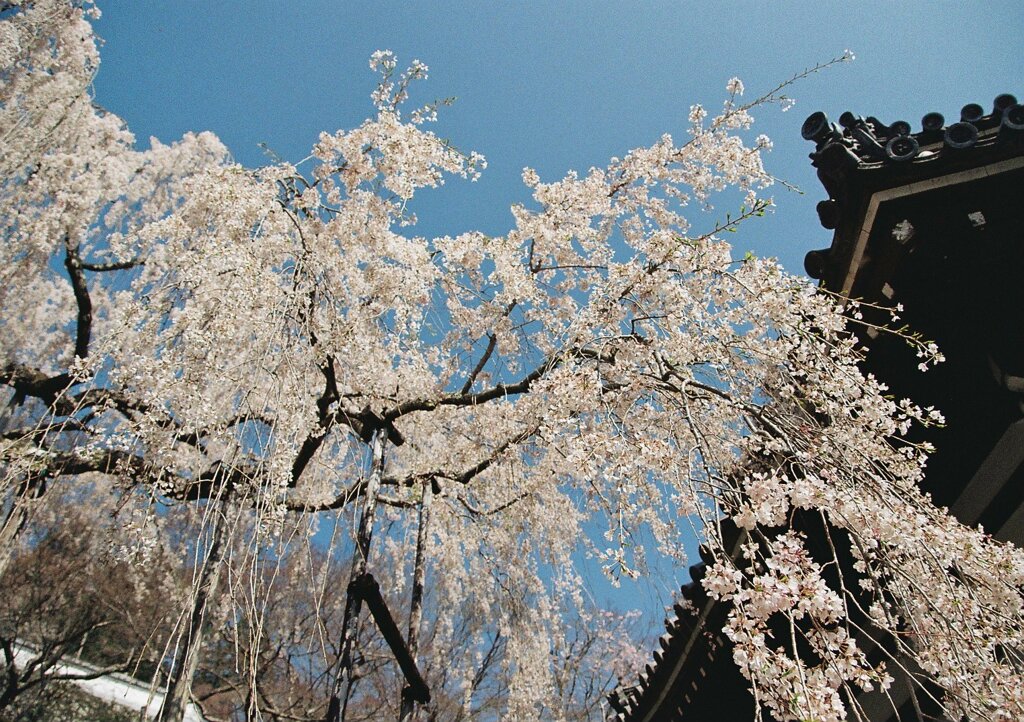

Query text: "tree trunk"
[399, 481, 433, 722]
[326, 431, 387, 722]
[159, 506, 228, 722]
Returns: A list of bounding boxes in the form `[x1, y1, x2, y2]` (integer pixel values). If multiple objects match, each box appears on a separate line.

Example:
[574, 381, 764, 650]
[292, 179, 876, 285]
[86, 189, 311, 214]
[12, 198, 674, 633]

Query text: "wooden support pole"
[398, 480, 433, 721]
[326, 431, 387, 722]
[159, 506, 228, 722]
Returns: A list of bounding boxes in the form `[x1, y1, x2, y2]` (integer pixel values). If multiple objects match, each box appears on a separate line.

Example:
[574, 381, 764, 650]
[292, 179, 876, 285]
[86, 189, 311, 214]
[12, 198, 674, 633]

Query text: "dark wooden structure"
[608, 94, 1024, 722]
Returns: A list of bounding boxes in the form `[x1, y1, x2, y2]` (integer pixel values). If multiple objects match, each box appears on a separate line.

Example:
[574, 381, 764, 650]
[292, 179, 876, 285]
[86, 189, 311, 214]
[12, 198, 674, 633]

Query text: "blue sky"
[90, 3, 1023, 616]
[93, 2, 1023, 275]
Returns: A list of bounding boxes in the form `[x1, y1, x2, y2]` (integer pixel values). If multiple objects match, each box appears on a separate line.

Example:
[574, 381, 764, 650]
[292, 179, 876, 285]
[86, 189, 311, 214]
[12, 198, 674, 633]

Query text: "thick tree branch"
[290, 405, 403, 488]
[79, 258, 143, 272]
[290, 432, 332, 487]
[384, 355, 558, 421]
[172, 411, 275, 447]
[456, 489, 533, 517]
[0, 363, 152, 419]
[62, 239, 92, 360]
[284, 480, 366, 513]
[448, 426, 536, 486]
[1, 363, 71, 408]
[385, 343, 617, 422]
[16, 445, 249, 506]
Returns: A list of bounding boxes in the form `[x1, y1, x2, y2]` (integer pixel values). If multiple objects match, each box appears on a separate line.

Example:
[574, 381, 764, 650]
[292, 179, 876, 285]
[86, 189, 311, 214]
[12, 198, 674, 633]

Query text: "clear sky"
[90, 2, 1023, 615]
[93, 1, 1023, 276]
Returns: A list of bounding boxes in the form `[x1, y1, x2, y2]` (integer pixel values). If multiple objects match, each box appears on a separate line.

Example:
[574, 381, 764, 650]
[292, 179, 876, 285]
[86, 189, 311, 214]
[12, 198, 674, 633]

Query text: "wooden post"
[326, 430, 387, 722]
[399, 480, 433, 722]
[159, 506, 228, 722]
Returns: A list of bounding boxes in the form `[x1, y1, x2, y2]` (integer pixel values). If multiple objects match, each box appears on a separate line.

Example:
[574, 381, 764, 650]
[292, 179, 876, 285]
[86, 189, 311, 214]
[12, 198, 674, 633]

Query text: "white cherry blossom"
[1, 9, 1019, 721]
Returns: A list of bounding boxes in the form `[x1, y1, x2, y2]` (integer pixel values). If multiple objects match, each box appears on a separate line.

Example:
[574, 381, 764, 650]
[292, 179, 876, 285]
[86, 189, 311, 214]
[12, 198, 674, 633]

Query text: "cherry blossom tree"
[3, 3, 1024, 722]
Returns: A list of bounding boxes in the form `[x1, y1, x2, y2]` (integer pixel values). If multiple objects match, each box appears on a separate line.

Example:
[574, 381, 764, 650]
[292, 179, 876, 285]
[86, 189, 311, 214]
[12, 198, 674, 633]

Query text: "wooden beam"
[950, 419, 1024, 528]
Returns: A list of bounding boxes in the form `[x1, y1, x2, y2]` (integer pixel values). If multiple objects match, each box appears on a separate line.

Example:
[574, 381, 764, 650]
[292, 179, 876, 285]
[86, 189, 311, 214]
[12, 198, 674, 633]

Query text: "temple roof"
[800, 93, 1024, 295]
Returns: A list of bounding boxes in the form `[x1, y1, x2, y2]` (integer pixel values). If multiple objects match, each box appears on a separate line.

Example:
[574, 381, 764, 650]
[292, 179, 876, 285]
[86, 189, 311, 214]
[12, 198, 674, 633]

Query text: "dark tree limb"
[63, 238, 93, 360]
[284, 480, 366, 513]
[384, 355, 557, 421]
[385, 343, 616, 422]
[349, 573, 429, 705]
[80, 258, 143, 272]
[1, 363, 72, 408]
[460, 332, 497, 395]
[459, 301, 517, 395]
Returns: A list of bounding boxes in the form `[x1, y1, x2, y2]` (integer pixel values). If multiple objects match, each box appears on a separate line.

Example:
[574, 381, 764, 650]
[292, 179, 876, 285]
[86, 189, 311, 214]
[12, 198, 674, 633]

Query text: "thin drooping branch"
[0, 479, 47, 580]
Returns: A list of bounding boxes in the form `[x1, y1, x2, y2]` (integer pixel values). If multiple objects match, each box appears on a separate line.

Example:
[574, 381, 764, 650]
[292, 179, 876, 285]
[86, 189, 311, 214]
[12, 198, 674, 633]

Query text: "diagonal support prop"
[349, 572, 430, 705]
